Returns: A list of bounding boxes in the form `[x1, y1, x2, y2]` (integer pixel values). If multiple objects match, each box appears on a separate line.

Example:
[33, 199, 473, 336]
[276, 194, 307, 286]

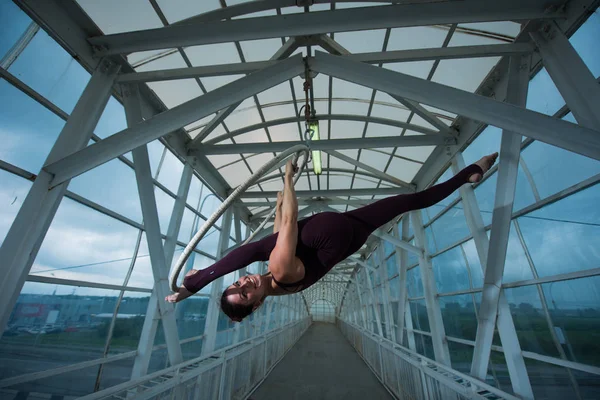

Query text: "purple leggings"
[297, 163, 482, 269]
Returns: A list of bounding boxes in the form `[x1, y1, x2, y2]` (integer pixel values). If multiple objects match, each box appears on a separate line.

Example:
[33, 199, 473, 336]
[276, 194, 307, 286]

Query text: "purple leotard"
[183, 164, 482, 294]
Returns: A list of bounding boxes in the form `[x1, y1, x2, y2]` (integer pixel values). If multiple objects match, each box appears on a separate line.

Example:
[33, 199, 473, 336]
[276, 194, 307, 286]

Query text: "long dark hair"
[220, 290, 255, 322]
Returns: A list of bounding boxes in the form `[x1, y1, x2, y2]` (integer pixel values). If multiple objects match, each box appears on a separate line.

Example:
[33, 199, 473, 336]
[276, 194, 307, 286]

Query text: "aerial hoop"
[169, 144, 311, 292]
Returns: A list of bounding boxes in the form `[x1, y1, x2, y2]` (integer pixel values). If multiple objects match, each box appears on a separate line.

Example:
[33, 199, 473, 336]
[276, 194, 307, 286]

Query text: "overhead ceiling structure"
[15, 0, 600, 315]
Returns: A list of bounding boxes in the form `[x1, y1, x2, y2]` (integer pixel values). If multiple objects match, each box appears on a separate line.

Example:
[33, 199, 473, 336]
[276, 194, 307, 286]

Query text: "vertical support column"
[132, 161, 193, 378]
[354, 272, 368, 329]
[531, 22, 600, 129]
[125, 84, 183, 367]
[364, 267, 384, 337]
[202, 208, 233, 355]
[468, 55, 534, 400]
[377, 245, 395, 340]
[0, 60, 120, 333]
[393, 220, 409, 345]
[410, 210, 450, 365]
[453, 151, 533, 397]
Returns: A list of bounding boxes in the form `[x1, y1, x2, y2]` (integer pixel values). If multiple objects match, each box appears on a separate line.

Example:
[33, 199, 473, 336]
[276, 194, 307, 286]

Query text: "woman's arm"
[273, 191, 283, 234]
[268, 160, 302, 280]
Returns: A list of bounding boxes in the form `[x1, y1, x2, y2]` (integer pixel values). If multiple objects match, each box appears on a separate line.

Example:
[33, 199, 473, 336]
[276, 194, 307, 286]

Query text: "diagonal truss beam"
[201, 114, 441, 146]
[42, 55, 304, 186]
[198, 134, 449, 155]
[241, 187, 411, 198]
[311, 51, 600, 160]
[117, 43, 535, 84]
[253, 168, 404, 188]
[325, 149, 414, 189]
[188, 37, 299, 147]
[90, 1, 562, 55]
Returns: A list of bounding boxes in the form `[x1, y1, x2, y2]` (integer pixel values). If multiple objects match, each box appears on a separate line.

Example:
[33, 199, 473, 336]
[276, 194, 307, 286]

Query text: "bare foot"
[469, 152, 499, 183]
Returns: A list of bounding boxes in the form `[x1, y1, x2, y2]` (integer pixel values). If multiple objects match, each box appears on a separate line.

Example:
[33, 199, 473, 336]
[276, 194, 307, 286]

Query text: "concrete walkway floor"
[250, 322, 393, 400]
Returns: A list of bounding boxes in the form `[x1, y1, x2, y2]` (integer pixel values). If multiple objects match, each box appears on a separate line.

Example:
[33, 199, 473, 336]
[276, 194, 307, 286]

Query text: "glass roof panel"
[185, 43, 241, 66]
[332, 78, 374, 102]
[457, 22, 521, 41]
[331, 100, 369, 117]
[330, 149, 359, 170]
[147, 79, 203, 109]
[359, 148, 395, 172]
[77, 0, 163, 34]
[155, 0, 219, 24]
[388, 156, 422, 182]
[269, 123, 302, 142]
[219, 162, 252, 187]
[365, 123, 405, 138]
[394, 146, 436, 163]
[262, 104, 298, 123]
[383, 60, 436, 80]
[232, 9, 278, 19]
[202, 74, 245, 92]
[330, 120, 364, 140]
[257, 82, 293, 106]
[432, 57, 500, 93]
[240, 38, 285, 61]
[231, 127, 269, 144]
[226, 112, 263, 134]
[388, 26, 448, 50]
[135, 51, 188, 72]
[329, 174, 354, 190]
[241, 152, 273, 173]
[334, 29, 386, 54]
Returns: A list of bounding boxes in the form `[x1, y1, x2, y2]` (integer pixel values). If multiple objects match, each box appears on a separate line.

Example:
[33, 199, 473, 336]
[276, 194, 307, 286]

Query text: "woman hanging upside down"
[166, 152, 499, 322]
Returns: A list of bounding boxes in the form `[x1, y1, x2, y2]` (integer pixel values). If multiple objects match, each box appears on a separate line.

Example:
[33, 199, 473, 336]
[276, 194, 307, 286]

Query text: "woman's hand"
[285, 159, 298, 180]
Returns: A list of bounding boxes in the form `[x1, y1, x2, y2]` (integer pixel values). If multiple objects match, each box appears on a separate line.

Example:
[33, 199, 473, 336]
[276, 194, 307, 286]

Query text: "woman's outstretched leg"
[344, 153, 498, 231]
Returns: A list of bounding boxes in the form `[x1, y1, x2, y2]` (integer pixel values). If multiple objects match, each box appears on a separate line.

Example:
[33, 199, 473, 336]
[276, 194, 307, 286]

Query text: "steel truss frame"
[2, 0, 599, 398]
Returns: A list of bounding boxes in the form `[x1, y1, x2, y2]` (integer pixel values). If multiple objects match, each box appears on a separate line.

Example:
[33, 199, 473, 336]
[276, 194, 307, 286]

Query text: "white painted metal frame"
[452, 152, 534, 398]
[202, 208, 234, 355]
[530, 22, 600, 129]
[0, 59, 120, 334]
[310, 51, 600, 161]
[89, 1, 560, 55]
[126, 84, 184, 368]
[410, 211, 451, 365]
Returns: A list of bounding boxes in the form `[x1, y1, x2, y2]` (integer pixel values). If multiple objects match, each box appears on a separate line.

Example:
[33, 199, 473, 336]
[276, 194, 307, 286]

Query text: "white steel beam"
[198, 134, 448, 155]
[410, 210, 450, 365]
[452, 152, 534, 398]
[377, 245, 396, 340]
[188, 37, 298, 148]
[240, 186, 411, 198]
[0, 60, 119, 334]
[89, 1, 561, 55]
[468, 56, 534, 399]
[126, 84, 183, 368]
[131, 161, 193, 378]
[531, 22, 600, 129]
[311, 51, 600, 161]
[239, 198, 373, 207]
[372, 228, 423, 257]
[202, 114, 439, 146]
[117, 43, 534, 84]
[393, 219, 408, 346]
[326, 149, 414, 189]
[202, 208, 234, 355]
[364, 267, 384, 337]
[43, 55, 305, 186]
[392, 96, 457, 137]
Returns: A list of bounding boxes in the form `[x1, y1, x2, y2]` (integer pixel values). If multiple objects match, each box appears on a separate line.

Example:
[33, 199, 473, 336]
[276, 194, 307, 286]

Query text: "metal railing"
[338, 320, 519, 400]
[75, 318, 310, 400]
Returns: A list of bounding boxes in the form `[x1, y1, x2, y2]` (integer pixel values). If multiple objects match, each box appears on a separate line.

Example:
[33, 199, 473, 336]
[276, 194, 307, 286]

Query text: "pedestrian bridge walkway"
[66, 319, 516, 400]
[250, 322, 392, 400]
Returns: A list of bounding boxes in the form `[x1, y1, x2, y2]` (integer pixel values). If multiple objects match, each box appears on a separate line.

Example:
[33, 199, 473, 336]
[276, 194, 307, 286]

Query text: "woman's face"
[225, 274, 265, 309]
